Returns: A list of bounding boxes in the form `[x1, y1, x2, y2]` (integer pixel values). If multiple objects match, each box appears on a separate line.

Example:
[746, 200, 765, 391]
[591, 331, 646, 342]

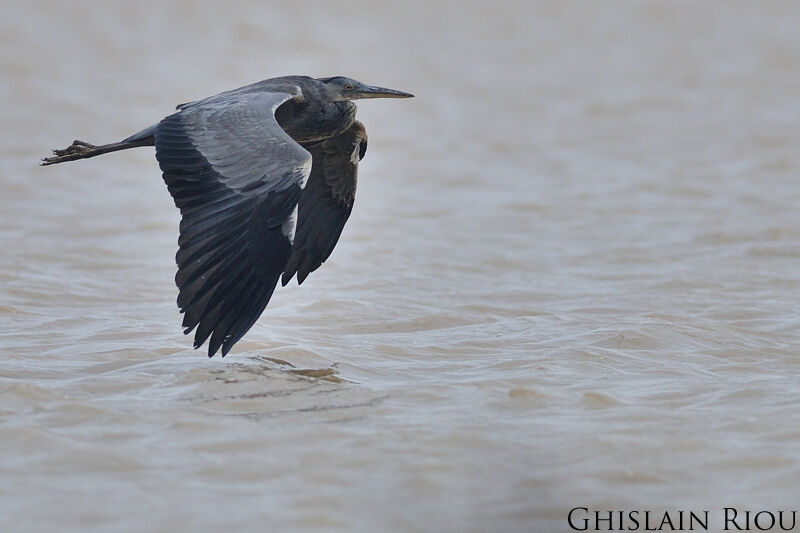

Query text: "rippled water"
[3, 1, 800, 531]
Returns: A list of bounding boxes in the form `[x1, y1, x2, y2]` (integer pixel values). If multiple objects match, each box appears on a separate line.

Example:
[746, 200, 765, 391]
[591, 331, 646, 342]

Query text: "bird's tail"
[41, 136, 154, 166]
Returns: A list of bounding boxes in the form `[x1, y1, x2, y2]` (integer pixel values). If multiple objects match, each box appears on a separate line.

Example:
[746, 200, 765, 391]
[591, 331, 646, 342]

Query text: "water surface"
[2, 1, 800, 531]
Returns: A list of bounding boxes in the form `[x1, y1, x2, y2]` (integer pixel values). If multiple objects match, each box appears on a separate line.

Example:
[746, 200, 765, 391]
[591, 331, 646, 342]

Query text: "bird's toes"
[55, 141, 95, 156]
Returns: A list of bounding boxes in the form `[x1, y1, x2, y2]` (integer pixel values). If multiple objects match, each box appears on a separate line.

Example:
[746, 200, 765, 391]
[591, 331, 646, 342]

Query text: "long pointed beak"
[354, 85, 415, 99]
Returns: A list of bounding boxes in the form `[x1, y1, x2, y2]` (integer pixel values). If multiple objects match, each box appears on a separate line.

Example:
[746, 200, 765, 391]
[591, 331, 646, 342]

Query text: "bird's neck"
[276, 100, 356, 145]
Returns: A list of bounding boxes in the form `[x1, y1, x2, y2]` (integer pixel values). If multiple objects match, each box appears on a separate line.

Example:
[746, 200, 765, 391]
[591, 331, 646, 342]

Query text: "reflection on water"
[3, 0, 800, 531]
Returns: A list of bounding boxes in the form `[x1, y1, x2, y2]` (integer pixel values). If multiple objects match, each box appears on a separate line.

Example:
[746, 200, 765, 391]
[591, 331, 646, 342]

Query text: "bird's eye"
[345, 84, 353, 90]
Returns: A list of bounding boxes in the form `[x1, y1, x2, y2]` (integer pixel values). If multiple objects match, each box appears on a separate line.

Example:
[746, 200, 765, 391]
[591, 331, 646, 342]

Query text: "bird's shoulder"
[175, 76, 318, 111]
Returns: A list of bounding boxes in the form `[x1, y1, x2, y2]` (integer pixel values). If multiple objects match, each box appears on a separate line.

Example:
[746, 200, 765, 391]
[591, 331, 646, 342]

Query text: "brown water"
[3, 1, 800, 531]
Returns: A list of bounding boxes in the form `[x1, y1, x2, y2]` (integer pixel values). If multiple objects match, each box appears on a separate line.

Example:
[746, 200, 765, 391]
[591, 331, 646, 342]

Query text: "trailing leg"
[41, 136, 153, 166]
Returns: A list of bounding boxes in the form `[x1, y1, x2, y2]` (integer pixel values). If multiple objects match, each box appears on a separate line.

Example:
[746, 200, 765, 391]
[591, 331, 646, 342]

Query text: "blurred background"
[2, 1, 800, 531]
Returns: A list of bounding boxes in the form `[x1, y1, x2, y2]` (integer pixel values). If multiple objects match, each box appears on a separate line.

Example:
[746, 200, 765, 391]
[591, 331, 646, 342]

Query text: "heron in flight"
[42, 75, 413, 357]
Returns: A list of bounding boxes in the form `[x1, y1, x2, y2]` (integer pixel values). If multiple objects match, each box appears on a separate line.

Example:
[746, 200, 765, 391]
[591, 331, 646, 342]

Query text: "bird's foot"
[41, 140, 98, 165]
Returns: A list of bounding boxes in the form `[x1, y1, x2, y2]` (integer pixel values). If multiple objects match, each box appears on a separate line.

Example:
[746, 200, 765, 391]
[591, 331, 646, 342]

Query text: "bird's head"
[319, 76, 414, 102]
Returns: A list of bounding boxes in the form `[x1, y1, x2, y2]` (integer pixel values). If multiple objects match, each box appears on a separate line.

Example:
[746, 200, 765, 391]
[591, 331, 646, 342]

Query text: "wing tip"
[296, 270, 309, 285]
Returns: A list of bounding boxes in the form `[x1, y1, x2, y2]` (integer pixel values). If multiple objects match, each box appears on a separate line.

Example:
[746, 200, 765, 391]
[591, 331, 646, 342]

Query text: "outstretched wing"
[282, 121, 367, 286]
[154, 87, 311, 357]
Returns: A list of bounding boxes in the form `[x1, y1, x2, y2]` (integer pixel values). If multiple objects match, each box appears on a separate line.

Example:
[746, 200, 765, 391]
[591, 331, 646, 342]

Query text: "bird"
[42, 75, 414, 357]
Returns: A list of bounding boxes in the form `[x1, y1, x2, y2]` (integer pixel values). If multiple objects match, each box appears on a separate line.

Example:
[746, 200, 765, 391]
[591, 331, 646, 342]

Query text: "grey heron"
[42, 75, 414, 357]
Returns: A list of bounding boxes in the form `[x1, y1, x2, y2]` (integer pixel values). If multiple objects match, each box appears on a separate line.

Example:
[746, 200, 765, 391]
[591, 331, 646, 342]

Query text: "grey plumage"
[42, 75, 413, 357]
